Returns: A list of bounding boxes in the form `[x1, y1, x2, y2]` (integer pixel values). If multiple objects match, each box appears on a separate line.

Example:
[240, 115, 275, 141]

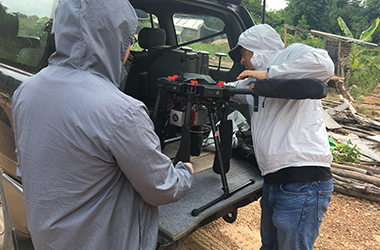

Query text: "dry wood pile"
[323, 87, 380, 202]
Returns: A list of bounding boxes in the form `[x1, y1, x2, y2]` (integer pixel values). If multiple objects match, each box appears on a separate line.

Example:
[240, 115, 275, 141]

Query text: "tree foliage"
[240, 0, 380, 98]
[337, 16, 379, 68]
[241, 0, 380, 45]
[241, 0, 263, 24]
[286, 0, 330, 32]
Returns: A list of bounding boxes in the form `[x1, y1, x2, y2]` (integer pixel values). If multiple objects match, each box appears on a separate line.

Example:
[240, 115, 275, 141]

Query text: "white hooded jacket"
[229, 24, 334, 176]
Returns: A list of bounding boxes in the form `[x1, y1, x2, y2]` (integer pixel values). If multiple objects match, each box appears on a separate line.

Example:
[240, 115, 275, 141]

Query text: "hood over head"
[229, 24, 284, 70]
[49, 0, 138, 87]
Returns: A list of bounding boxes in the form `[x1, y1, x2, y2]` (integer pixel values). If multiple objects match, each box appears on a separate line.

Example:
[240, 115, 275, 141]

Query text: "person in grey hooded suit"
[11, 0, 193, 249]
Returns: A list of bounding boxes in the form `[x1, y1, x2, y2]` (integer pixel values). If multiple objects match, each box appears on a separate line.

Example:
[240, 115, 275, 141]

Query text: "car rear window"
[173, 13, 233, 70]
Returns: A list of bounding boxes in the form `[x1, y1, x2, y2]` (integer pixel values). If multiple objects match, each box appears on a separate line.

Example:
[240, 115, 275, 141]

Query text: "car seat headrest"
[138, 28, 166, 50]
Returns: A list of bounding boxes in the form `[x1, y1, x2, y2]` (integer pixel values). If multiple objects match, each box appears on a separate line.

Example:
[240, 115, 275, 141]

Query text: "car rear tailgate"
[157, 146, 263, 249]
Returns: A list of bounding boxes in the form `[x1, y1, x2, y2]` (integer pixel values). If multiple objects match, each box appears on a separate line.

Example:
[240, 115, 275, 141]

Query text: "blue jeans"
[260, 179, 333, 250]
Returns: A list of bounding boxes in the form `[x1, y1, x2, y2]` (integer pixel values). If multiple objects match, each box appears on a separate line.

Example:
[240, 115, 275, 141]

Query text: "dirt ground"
[176, 89, 380, 250]
[176, 192, 380, 250]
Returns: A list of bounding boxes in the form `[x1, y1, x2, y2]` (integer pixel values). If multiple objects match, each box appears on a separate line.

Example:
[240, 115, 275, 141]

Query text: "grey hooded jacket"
[12, 0, 193, 249]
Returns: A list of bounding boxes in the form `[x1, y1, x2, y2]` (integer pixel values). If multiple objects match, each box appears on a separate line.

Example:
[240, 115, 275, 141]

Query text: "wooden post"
[338, 40, 342, 77]
[284, 24, 287, 48]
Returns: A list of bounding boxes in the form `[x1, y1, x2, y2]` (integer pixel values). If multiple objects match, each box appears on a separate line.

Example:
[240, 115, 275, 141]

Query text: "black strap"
[252, 78, 328, 100]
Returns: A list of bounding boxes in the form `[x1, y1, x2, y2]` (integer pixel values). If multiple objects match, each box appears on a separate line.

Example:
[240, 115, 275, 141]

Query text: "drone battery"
[190, 107, 208, 126]
[170, 109, 185, 127]
[170, 107, 209, 127]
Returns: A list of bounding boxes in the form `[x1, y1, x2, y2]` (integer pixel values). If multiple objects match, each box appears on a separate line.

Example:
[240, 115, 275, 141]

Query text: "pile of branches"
[331, 162, 380, 202]
[323, 88, 380, 202]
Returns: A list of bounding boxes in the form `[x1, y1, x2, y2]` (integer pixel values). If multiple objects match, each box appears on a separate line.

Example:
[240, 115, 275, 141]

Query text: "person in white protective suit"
[227, 24, 335, 250]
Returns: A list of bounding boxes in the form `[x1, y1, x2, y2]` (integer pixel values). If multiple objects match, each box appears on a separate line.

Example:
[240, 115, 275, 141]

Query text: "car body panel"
[0, 64, 29, 179]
